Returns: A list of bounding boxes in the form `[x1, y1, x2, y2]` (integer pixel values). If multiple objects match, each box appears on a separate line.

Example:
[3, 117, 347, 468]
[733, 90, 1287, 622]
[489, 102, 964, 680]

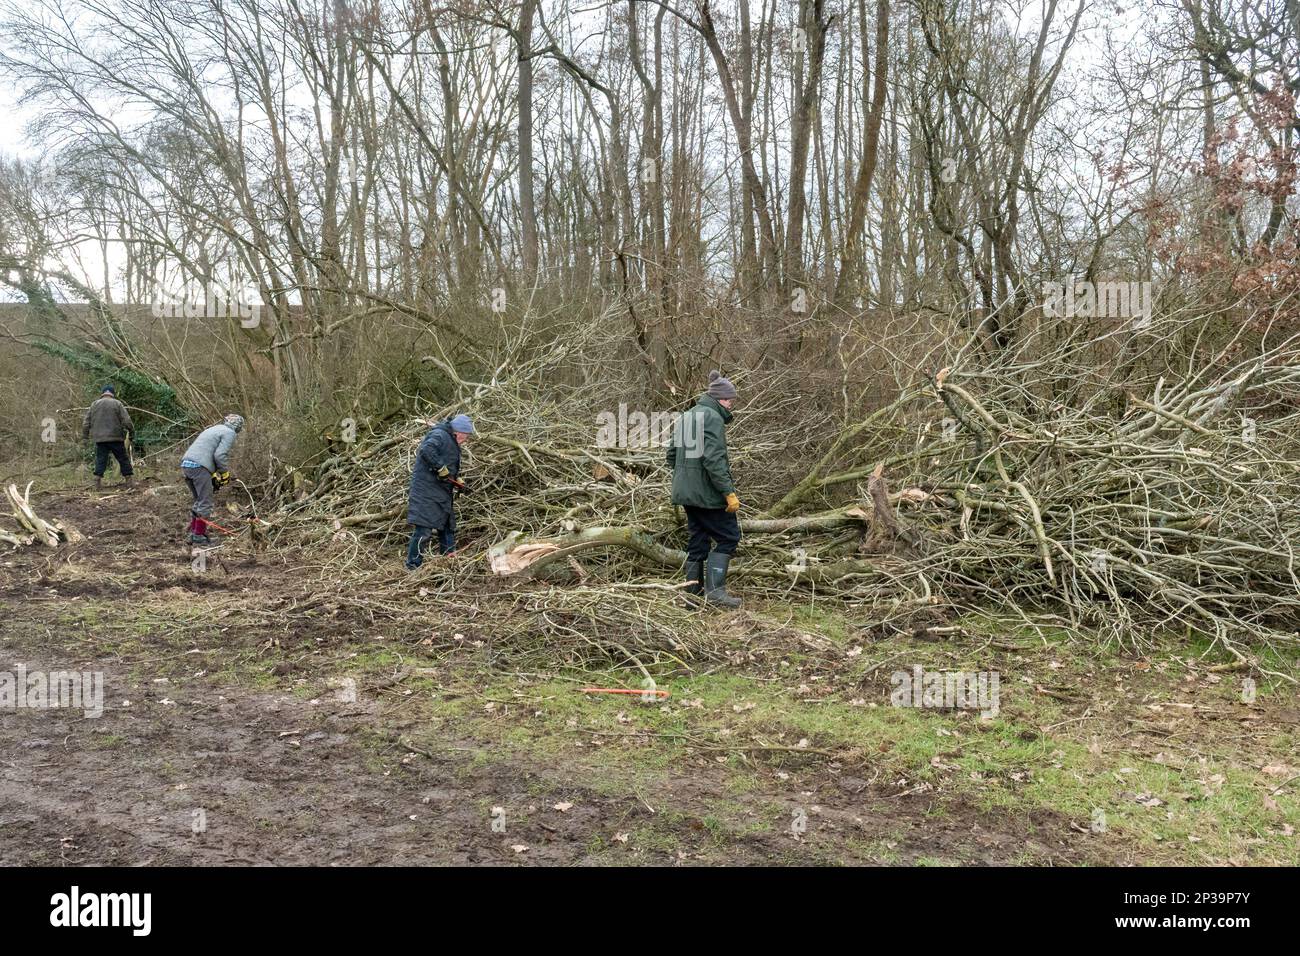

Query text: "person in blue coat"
[406, 413, 475, 569]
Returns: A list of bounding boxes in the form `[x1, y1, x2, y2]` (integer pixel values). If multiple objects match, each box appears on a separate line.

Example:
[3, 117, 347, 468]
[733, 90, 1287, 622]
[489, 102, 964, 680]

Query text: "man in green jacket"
[666, 370, 742, 607]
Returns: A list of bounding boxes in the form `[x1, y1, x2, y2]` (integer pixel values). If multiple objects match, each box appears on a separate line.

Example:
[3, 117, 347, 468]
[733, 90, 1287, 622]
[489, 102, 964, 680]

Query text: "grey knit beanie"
[706, 370, 738, 400]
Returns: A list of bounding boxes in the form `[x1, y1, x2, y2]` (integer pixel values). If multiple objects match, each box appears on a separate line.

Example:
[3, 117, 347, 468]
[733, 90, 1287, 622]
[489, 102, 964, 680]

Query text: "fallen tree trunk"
[737, 505, 872, 533]
[489, 527, 686, 576]
[487, 500, 904, 577]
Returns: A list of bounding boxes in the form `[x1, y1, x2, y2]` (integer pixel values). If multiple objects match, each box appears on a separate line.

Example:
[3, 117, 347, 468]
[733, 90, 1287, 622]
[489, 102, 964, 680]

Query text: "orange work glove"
[725, 493, 740, 513]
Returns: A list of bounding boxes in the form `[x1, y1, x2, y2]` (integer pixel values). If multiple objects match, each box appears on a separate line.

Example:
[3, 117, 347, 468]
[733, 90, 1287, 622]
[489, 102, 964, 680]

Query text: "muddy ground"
[1, 477, 1296, 865]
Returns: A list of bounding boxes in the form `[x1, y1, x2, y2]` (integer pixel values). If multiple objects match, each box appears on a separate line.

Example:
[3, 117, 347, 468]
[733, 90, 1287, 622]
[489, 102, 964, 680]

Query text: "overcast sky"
[0, 81, 33, 158]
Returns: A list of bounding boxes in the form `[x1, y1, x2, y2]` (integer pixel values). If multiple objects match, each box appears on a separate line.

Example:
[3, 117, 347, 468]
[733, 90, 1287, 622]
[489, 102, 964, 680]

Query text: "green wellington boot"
[704, 552, 741, 608]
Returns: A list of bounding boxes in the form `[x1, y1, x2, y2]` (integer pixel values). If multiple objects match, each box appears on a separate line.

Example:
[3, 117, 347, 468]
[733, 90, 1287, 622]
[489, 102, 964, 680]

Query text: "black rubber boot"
[704, 552, 741, 608]
[684, 560, 704, 597]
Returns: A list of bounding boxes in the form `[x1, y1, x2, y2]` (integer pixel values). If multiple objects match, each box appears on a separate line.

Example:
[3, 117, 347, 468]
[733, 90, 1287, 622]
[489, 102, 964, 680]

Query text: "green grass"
[781, 602, 857, 645]
[85, 732, 126, 749]
[393, 644, 1300, 863]
[8, 589, 1298, 865]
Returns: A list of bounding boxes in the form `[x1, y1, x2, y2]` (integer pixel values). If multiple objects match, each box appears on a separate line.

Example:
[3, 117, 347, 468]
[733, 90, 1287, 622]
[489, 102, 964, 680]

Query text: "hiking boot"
[704, 552, 741, 608]
[189, 533, 210, 544]
[684, 559, 704, 597]
[123, 476, 134, 488]
[94, 476, 103, 491]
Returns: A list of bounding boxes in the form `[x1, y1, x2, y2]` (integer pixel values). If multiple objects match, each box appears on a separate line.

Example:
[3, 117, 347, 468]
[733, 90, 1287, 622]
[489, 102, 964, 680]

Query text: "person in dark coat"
[82, 384, 135, 490]
[666, 371, 742, 607]
[406, 413, 475, 569]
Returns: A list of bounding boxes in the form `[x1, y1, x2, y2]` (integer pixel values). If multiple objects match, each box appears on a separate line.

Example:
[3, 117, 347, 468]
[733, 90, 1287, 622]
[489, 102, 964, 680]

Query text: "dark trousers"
[406, 523, 455, 569]
[684, 506, 741, 562]
[94, 441, 133, 477]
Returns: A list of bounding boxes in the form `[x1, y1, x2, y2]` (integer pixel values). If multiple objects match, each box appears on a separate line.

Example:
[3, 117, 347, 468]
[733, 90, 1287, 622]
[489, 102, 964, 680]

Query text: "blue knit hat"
[101, 384, 116, 394]
[449, 414, 475, 434]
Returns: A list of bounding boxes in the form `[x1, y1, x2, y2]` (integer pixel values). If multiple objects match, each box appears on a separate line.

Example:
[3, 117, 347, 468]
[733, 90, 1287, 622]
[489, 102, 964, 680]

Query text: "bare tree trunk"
[835, 0, 889, 305]
[517, 0, 540, 281]
[785, 0, 833, 291]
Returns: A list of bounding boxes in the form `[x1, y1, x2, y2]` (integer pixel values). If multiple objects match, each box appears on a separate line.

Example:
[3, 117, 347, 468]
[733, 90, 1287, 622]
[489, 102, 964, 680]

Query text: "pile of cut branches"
[902, 345, 1300, 665]
[270, 310, 1300, 671]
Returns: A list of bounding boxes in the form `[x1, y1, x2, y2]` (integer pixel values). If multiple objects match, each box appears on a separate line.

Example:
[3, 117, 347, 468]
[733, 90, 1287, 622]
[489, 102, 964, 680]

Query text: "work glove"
[447, 476, 468, 493]
[725, 493, 740, 513]
[213, 470, 232, 490]
[436, 465, 450, 478]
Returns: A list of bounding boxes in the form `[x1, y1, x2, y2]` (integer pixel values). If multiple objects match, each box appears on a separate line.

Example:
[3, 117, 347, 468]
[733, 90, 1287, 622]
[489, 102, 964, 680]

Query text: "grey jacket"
[82, 396, 134, 443]
[181, 424, 238, 472]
